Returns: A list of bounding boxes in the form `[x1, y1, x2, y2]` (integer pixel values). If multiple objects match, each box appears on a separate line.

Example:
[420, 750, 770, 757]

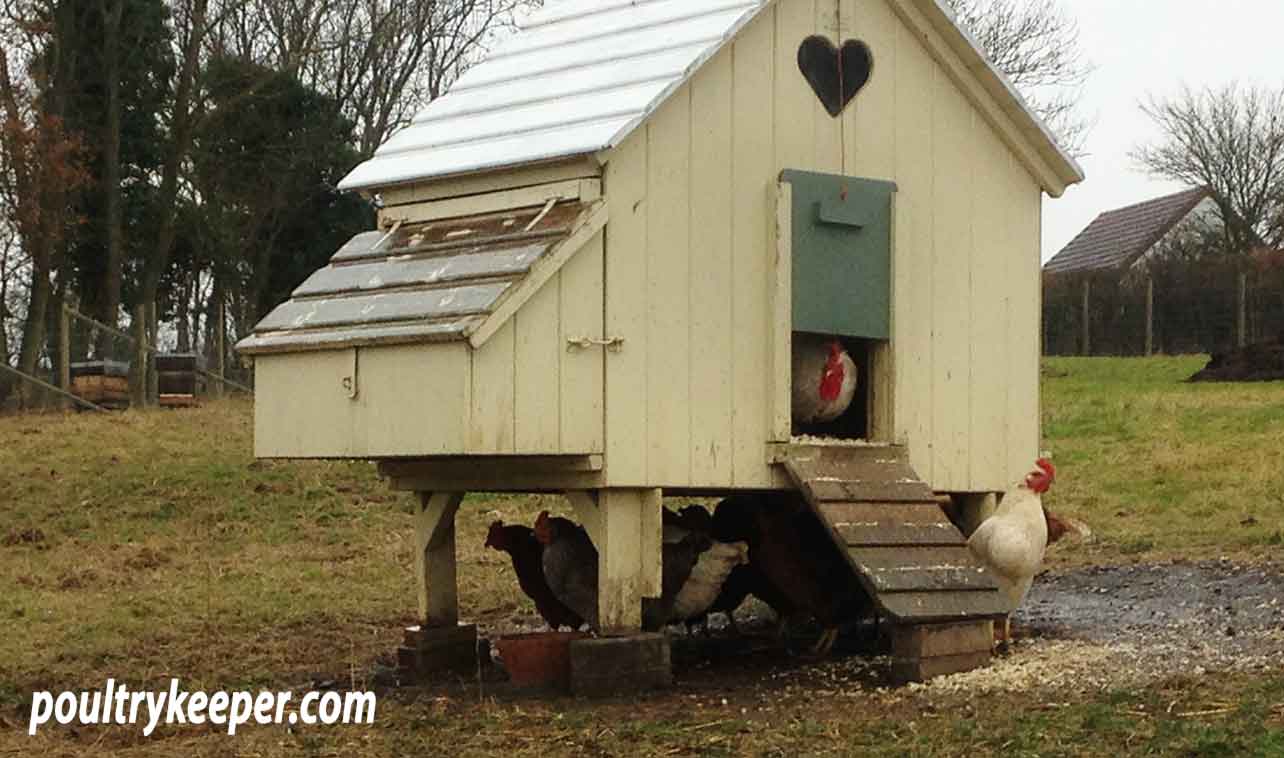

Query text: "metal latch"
[566, 336, 625, 352]
[341, 348, 359, 399]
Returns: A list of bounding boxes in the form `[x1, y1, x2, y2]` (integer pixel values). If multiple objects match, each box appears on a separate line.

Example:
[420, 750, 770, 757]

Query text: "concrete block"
[397, 624, 478, 683]
[569, 633, 671, 697]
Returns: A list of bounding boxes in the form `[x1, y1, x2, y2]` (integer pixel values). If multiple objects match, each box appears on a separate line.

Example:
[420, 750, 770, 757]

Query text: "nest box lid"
[235, 200, 606, 356]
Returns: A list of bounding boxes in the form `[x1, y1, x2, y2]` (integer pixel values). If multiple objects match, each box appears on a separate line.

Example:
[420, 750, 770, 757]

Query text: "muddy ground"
[471, 560, 1284, 701]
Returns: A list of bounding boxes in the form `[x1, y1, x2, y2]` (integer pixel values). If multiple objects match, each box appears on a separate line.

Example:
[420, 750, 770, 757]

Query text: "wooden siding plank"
[378, 159, 601, 206]
[929, 65, 973, 491]
[688, 50, 736, 485]
[603, 131, 650, 485]
[776, 0, 818, 172]
[812, 0, 843, 172]
[1006, 159, 1043, 480]
[730, 9, 776, 488]
[769, 182, 793, 442]
[381, 178, 596, 223]
[645, 90, 692, 487]
[468, 319, 516, 453]
[842, 0, 897, 179]
[891, 19, 936, 484]
[967, 117, 1010, 489]
[560, 228, 605, 454]
[514, 265, 562, 452]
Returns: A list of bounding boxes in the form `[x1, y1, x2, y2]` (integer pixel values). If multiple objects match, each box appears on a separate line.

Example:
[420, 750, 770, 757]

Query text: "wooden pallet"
[777, 443, 1004, 681]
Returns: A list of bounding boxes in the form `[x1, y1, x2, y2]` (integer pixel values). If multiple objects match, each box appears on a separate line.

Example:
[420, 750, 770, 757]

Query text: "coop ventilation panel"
[236, 200, 602, 355]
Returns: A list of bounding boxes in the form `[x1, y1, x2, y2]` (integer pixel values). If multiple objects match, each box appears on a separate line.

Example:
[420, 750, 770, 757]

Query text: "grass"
[1040, 356, 1284, 567]
[1, 357, 1282, 756]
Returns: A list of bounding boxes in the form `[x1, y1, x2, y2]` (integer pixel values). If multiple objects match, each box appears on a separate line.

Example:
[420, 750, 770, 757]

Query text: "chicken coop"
[238, 0, 1083, 688]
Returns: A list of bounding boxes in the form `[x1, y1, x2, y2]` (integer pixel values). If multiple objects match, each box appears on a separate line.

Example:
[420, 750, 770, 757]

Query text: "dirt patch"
[1189, 336, 1284, 382]
[908, 560, 1284, 697]
[471, 560, 1284, 702]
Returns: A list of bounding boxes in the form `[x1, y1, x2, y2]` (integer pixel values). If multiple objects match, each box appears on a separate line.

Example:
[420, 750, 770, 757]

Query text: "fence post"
[1144, 277, 1154, 357]
[147, 300, 159, 403]
[1237, 271, 1248, 348]
[1081, 278, 1091, 356]
[131, 304, 147, 408]
[59, 305, 71, 409]
[214, 298, 226, 399]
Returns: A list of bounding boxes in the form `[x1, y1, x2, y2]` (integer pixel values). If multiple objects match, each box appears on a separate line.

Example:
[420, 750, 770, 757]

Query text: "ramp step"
[878, 590, 1011, 621]
[807, 478, 937, 504]
[779, 444, 1005, 625]
[833, 522, 965, 547]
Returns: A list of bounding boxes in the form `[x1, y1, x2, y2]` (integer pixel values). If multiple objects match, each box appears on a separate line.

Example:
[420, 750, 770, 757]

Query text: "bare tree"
[1134, 84, 1284, 255]
[944, 0, 1091, 154]
[210, 0, 533, 158]
[0, 3, 89, 402]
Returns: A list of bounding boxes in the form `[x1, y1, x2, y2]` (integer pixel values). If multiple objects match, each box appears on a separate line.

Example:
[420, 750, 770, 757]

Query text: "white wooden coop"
[238, 0, 1083, 683]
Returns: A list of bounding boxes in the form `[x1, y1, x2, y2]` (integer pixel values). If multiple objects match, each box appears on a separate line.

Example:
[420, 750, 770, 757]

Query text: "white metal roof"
[338, 0, 768, 191]
[338, 0, 1083, 194]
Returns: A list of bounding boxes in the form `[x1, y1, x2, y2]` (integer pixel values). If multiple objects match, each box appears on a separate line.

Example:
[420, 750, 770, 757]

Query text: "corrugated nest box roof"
[235, 199, 606, 355]
[1043, 187, 1211, 275]
[337, 0, 1083, 196]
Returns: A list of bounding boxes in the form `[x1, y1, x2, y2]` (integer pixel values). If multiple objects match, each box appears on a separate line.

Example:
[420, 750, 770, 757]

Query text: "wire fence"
[1043, 253, 1284, 357]
[0, 302, 251, 413]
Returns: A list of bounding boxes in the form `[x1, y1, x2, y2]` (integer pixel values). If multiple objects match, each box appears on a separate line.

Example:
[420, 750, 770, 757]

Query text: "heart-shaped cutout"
[797, 35, 874, 117]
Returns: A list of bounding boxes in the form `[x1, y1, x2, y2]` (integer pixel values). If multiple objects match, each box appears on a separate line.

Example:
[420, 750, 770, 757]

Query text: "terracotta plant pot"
[496, 631, 589, 691]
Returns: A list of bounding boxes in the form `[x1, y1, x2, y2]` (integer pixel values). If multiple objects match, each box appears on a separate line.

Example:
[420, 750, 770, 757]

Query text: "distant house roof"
[1044, 187, 1212, 275]
[338, 0, 1084, 194]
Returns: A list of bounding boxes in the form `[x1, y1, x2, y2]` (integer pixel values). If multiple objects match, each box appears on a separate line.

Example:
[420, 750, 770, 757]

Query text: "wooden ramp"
[777, 443, 1006, 680]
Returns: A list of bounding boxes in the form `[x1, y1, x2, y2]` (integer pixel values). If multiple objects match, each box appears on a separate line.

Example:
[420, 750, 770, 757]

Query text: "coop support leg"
[399, 491, 475, 682]
[592, 488, 662, 635]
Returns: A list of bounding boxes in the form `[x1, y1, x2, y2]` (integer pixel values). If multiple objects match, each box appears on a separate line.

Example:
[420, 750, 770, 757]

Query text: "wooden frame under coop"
[237, 0, 1083, 692]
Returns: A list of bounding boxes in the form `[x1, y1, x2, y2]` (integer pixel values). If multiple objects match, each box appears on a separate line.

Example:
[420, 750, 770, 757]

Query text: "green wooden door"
[781, 170, 896, 340]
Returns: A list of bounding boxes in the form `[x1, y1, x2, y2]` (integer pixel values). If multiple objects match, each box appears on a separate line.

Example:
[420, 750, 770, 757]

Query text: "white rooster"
[791, 334, 858, 424]
[967, 458, 1057, 644]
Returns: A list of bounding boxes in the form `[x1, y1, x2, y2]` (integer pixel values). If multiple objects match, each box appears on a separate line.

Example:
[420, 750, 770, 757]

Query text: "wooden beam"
[467, 201, 609, 349]
[381, 179, 601, 224]
[596, 488, 663, 635]
[1144, 277, 1154, 356]
[378, 158, 601, 207]
[58, 305, 71, 410]
[131, 304, 147, 408]
[1081, 278, 1091, 356]
[415, 492, 465, 626]
[769, 181, 793, 442]
[1238, 271, 1248, 348]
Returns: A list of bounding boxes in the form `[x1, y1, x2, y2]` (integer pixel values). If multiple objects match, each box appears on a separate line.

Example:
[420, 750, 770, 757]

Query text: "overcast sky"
[1040, 0, 1284, 261]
